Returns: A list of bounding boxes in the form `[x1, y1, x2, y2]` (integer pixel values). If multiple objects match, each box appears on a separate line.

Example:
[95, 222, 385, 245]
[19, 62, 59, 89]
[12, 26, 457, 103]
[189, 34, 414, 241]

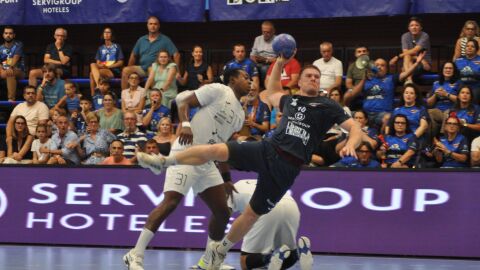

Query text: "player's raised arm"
[263, 54, 294, 109]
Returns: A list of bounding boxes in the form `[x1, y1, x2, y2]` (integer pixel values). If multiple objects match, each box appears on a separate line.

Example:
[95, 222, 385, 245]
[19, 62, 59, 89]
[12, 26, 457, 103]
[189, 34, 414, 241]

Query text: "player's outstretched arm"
[339, 118, 363, 158]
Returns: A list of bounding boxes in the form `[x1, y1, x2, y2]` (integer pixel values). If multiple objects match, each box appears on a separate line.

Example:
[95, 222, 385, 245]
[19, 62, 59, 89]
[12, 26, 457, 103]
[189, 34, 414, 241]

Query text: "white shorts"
[241, 197, 300, 254]
[164, 139, 223, 196]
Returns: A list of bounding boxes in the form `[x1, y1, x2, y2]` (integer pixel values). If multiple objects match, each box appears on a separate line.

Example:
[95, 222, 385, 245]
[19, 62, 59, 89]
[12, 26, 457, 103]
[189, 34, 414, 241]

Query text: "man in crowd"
[313, 42, 343, 95]
[101, 140, 132, 165]
[29, 28, 72, 86]
[121, 16, 179, 89]
[117, 111, 148, 161]
[0, 26, 25, 101]
[250, 21, 277, 87]
[225, 44, 259, 92]
[7, 85, 49, 137]
[36, 64, 65, 109]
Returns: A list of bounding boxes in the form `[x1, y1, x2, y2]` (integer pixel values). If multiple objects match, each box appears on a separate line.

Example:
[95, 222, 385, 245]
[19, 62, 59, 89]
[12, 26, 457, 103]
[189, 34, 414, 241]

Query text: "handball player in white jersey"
[124, 68, 251, 270]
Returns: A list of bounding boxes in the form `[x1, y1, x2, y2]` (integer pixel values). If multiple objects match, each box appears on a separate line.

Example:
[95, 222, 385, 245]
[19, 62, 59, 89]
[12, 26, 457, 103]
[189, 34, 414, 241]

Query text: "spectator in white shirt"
[313, 42, 343, 95]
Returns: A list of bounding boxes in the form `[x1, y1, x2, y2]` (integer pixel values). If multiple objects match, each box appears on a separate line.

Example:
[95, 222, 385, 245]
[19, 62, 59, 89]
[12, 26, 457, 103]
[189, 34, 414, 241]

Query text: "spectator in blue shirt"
[1, 26, 25, 101]
[121, 16, 179, 90]
[432, 116, 469, 168]
[427, 61, 461, 138]
[455, 39, 480, 104]
[36, 64, 65, 109]
[48, 115, 80, 165]
[447, 85, 480, 143]
[90, 27, 124, 96]
[349, 51, 426, 128]
[91, 77, 111, 111]
[236, 87, 270, 141]
[142, 89, 171, 139]
[391, 83, 429, 139]
[224, 44, 260, 91]
[377, 114, 418, 168]
[331, 142, 380, 168]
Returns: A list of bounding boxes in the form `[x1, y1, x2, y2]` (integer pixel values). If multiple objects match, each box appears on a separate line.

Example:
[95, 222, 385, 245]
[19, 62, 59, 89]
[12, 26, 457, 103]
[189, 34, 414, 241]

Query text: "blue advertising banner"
[148, 0, 206, 22]
[24, 0, 204, 25]
[0, 0, 24, 25]
[0, 166, 479, 257]
[209, 0, 410, 21]
[412, 0, 480, 14]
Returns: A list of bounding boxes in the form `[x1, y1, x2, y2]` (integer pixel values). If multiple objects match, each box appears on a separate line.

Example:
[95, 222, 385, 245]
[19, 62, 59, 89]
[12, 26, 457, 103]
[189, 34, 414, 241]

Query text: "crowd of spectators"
[1, 16, 480, 169]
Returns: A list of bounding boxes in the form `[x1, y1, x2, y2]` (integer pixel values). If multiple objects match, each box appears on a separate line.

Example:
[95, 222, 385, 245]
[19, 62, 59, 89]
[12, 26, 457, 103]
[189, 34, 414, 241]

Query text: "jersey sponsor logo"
[290, 98, 298, 106]
[294, 106, 306, 121]
[0, 187, 8, 219]
[286, 122, 310, 145]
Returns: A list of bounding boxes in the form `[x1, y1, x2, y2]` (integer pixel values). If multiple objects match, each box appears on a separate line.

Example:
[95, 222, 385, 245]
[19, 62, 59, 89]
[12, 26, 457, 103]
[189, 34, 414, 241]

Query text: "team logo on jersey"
[0, 188, 7, 219]
[294, 106, 306, 121]
[290, 98, 298, 106]
[461, 66, 473, 76]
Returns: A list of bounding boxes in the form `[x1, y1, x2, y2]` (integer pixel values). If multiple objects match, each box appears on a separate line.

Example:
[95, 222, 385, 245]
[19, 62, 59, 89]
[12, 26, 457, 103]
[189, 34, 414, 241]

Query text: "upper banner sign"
[209, 0, 410, 21]
[22, 0, 204, 25]
[412, 0, 480, 14]
[0, 0, 24, 25]
[0, 167, 479, 257]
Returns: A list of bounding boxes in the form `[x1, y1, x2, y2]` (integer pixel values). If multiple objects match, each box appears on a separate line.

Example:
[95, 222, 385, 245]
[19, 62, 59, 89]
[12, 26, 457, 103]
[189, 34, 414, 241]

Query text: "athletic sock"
[217, 237, 235, 254]
[133, 228, 155, 256]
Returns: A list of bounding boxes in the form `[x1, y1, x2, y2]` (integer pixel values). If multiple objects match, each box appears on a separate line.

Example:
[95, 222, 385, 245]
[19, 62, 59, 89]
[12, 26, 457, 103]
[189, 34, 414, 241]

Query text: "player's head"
[224, 68, 251, 97]
[298, 65, 321, 97]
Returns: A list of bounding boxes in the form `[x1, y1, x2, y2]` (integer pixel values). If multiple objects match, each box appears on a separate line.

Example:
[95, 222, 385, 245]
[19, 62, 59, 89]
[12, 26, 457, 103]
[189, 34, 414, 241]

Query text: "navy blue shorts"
[226, 140, 300, 215]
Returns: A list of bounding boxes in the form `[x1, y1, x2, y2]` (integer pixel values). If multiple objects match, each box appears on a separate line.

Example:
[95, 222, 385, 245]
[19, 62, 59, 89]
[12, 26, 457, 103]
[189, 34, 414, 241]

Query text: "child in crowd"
[54, 80, 81, 115]
[71, 96, 93, 136]
[92, 77, 112, 111]
[31, 124, 56, 164]
[48, 107, 67, 136]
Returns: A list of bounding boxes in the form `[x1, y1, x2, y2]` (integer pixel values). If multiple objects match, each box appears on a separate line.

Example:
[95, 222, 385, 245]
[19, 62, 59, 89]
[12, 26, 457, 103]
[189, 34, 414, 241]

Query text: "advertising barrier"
[0, 167, 479, 257]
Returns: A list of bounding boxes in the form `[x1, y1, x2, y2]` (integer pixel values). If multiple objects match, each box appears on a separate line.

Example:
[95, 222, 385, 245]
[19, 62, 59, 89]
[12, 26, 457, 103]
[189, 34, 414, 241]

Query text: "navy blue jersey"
[271, 95, 351, 163]
[332, 156, 380, 168]
[384, 133, 418, 165]
[392, 105, 428, 133]
[455, 56, 480, 87]
[363, 74, 399, 113]
[451, 105, 480, 125]
[439, 134, 469, 167]
[431, 81, 460, 111]
[0, 40, 24, 71]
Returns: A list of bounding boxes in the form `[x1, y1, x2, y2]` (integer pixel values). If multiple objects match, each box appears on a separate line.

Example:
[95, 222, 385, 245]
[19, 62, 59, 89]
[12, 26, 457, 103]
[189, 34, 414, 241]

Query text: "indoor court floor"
[0, 245, 479, 270]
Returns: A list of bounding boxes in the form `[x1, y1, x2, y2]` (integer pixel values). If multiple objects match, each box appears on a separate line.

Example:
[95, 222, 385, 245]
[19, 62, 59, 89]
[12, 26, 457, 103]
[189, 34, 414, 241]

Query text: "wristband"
[221, 171, 232, 182]
[181, 121, 191, 128]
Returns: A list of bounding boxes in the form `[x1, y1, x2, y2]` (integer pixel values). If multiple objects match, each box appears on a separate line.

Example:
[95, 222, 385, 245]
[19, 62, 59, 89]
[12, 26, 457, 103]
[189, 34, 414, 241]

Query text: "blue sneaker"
[268, 245, 290, 270]
[297, 237, 313, 270]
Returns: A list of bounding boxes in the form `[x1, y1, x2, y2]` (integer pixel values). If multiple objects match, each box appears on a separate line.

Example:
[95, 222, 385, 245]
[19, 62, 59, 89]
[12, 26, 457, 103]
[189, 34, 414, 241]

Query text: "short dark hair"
[354, 45, 369, 51]
[98, 77, 111, 85]
[408, 16, 423, 28]
[299, 65, 321, 77]
[3, 26, 14, 33]
[223, 68, 245, 86]
[388, 114, 412, 136]
[357, 141, 374, 153]
[24, 85, 36, 93]
[111, 139, 124, 147]
[467, 38, 480, 51]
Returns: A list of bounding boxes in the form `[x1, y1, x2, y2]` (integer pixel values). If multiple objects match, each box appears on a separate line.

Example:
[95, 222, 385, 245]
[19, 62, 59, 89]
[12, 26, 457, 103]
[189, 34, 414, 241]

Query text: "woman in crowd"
[98, 92, 124, 134]
[121, 72, 146, 125]
[31, 124, 55, 164]
[453, 20, 480, 61]
[78, 112, 116, 165]
[144, 50, 178, 109]
[427, 61, 461, 137]
[455, 39, 480, 104]
[90, 27, 124, 96]
[432, 116, 469, 168]
[152, 117, 176, 156]
[448, 86, 480, 142]
[177, 45, 213, 90]
[3, 116, 33, 164]
[336, 109, 378, 153]
[377, 114, 418, 168]
[391, 83, 429, 139]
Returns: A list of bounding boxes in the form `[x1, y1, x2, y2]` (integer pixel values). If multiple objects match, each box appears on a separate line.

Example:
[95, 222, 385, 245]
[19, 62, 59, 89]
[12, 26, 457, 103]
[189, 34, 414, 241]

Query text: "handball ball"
[272, 34, 296, 58]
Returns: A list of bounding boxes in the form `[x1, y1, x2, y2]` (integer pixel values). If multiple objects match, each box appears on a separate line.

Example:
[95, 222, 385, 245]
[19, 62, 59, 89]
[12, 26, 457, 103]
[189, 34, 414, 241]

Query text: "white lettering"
[26, 212, 54, 229]
[362, 188, 403, 211]
[100, 213, 124, 230]
[301, 188, 352, 210]
[60, 213, 93, 230]
[184, 216, 206, 233]
[30, 183, 57, 204]
[65, 184, 92, 205]
[159, 220, 178, 232]
[129, 214, 147, 231]
[184, 190, 195, 207]
[139, 184, 164, 205]
[101, 184, 133, 206]
[414, 189, 449, 212]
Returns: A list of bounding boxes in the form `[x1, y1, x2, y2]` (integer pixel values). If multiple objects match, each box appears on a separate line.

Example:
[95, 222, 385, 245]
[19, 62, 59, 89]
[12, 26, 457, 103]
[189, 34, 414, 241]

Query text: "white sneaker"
[136, 152, 165, 175]
[206, 241, 226, 270]
[123, 249, 144, 270]
[268, 245, 290, 270]
[298, 236, 313, 270]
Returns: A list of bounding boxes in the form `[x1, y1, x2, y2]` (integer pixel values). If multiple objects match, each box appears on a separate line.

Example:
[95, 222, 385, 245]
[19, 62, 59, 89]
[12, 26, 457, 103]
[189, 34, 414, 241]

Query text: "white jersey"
[230, 180, 300, 254]
[192, 83, 244, 145]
